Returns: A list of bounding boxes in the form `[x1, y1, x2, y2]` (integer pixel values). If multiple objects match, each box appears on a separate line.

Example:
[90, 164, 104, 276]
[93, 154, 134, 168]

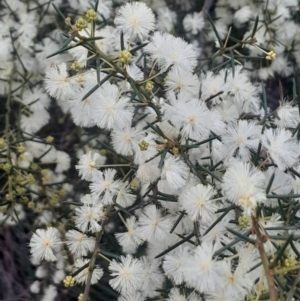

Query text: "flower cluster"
[1, 0, 300, 301]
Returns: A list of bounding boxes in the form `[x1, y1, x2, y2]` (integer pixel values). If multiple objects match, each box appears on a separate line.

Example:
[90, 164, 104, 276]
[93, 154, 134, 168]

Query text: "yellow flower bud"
[85, 9, 97, 22]
[75, 17, 88, 30]
[118, 50, 132, 64]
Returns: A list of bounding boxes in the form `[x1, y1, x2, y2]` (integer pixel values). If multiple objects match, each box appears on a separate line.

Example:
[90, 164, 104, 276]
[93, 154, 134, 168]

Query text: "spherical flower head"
[114, 2, 155, 40]
[261, 128, 299, 171]
[109, 255, 144, 294]
[92, 82, 133, 131]
[183, 12, 205, 35]
[137, 205, 172, 243]
[221, 120, 261, 162]
[44, 63, 75, 101]
[75, 17, 88, 30]
[180, 183, 218, 222]
[76, 151, 105, 181]
[75, 201, 104, 233]
[139, 256, 164, 297]
[184, 242, 222, 293]
[85, 9, 97, 22]
[90, 168, 122, 205]
[161, 155, 189, 190]
[162, 246, 190, 285]
[221, 162, 266, 215]
[29, 227, 61, 262]
[115, 216, 143, 253]
[66, 230, 95, 257]
[119, 50, 132, 64]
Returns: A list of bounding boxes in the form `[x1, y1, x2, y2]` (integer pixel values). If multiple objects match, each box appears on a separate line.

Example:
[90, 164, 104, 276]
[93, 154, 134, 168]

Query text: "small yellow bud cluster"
[78, 293, 84, 301]
[50, 194, 59, 206]
[85, 9, 97, 22]
[139, 140, 149, 151]
[31, 163, 39, 171]
[65, 17, 71, 26]
[35, 205, 42, 213]
[16, 186, 26, 194]
[71, 60, 81, 72]
[63, 275, 76, 287]
[27, 201, 34, 209]
[283, 256, 297, 268]
[27, 174, 35, 184]
[75, 17, 88, 30]
[172, 147, 179, 155]
[58, 189, 66, 196]
[266, 50, 276, 60]
[157, 139, 179, 156]
[20, 196, 29, 204]
[2, 163, 11, 173]
[16, 145, 25, 153]
[0, 138, 6, 149]
[6, 193, 14, 201]
[145, 81, 154, 92]
[41, 169, 48, 184]
[130, 179, 139, 191]
[118, 50, 132, 64]
[100, 149, 107, 156]
[58, 223, 65, 232]
[45, 136, 54, 143]
[238, 215, 250, 228]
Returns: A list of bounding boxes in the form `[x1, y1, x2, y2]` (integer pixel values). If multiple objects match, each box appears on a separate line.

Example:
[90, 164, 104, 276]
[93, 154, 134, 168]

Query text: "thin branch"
[252, 215, 278, 301]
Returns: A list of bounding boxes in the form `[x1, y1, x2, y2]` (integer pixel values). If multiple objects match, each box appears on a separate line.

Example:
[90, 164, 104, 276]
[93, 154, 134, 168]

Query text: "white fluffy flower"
[68, 84, 100, 128]
[138, 205, 172, 243]
[159, 36, 197, 72]
[161, 156, 189, 190]
[55, 150, 71, 173]
[173, 98, 212, 140]
[222, 162, 266, 215]
[162, 246, 190, 285]
[157, 7, 176, 32]
[180, 184, 218, 222]
[75, 201, 104, 233]
[118, 292, 146, 301]
[114, 2, 155, 40]
[109, 255, 144, 294]
[183, 12, 205, 35]
[261, 128, 299, 170]
[65, 230, 95, 257]
[111, 126, 142, 156]
[92, 82, 133, 130]
[29, 227, 61, 262]
[184, 242, 223, 293]
[44, 63, 76, 100]
[140, 256, 164, 297]
[275, 103, 300, 128]
[167, 288, 200, 301]
[115, 216, 144, 253]
[90, 169, 121, 204]
[116, 182, 137, 208]
[221, 120, 261, 162]
[20, 109, 50, 134]
[165, 68, 200, 96]
[76, 151, 106, 181]
[126, 64, 144, 81]
[218, 260, 253, 298]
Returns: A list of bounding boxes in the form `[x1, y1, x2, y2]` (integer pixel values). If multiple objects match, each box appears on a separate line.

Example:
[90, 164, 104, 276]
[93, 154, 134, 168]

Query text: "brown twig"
[252, 215, 278, 301]
[82, 221, 105, 301]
